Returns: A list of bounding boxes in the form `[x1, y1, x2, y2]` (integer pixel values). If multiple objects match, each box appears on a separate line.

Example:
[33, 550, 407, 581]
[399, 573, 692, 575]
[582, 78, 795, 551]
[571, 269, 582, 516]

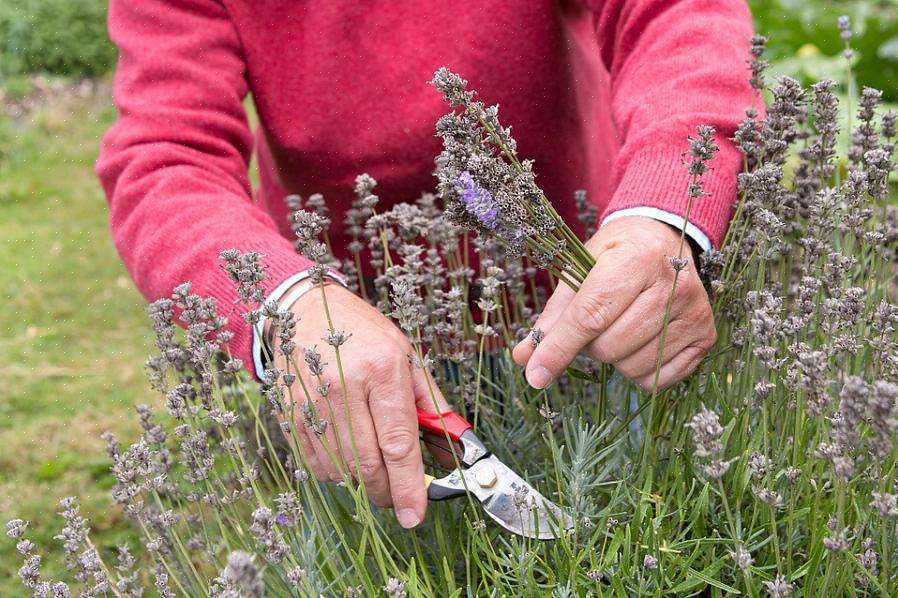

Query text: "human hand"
[270, 282, 449, 528]
[512, 217, 716, 392]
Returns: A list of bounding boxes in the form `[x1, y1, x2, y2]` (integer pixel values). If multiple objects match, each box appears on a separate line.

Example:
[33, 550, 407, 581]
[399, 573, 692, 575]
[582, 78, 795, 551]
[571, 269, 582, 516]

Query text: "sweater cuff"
[601, 143, 740, 249]
[601, 207, 712, 253]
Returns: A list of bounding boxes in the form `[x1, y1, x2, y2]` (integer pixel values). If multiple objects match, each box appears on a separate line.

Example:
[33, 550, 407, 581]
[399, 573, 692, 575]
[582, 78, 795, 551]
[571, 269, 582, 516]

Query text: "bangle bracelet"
[263, 274, 344, 357]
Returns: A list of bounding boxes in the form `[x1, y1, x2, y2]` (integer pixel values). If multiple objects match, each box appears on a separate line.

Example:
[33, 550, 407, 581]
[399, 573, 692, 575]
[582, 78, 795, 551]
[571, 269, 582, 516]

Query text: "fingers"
[582, 288, 667, 364]
[511, 282, 576, 366]
[367, 359, 427, 529]
[523, 243, 648, 388]
[341, 397, 392, 507]
[611, 319, 696, 382]
[634, 343, 711, 391]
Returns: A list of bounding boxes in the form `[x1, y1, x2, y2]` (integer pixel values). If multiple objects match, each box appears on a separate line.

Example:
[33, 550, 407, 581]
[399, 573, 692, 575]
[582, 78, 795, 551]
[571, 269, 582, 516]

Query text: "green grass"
[0, 92, 156, 593]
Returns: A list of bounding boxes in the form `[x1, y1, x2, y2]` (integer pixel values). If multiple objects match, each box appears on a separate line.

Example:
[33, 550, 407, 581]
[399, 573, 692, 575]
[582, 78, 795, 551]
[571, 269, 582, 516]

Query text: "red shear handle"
[416, 408, 472, 442]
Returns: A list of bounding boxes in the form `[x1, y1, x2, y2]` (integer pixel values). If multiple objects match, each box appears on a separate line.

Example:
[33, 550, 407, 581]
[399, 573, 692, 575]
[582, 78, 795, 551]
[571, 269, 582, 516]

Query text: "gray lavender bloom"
[823, 529, 849, 553]
[301, 400, 327, 436]
[303, 347, 326, 376]
[274, 491, 303, 526]
[837, 15, 852, 41]
[7, 518, 27, 539]
[685, 125, 719, 180]
[849, 87, 882, 168]
[287, 567, 306, 587]
[222, 551, 265, 598]
[390, 276, 426, 334]
[686, 406, 724, 459]
[275, 309, 297, 356]
[752, 486, 783, 509]
[837, 15, 854, 59]
[221, 249, 268, 306]
[250, 507, 290, 564]
[686, 406, 732, 480]
[19, 553, 42, 589]
[17, 539, 35, 555]
[868, 381, 898, 459]
[856, 538, 879, 588]
[832, 376, 868, 451]
[180, 429, 215, 483]
[747, 452, 771, 479]
[291, 210, 331, 264]
[643, 554, 658, 570]
[761, 77, 806, 166]
[729, 545, 753, 573]
[870, 492, 898, 517]
[865, 148, 894, 201]
[383, 577, 407, 598]
[668, 256, 688, 272]
[795, 350, 829, 416]
[154, 569, 174, 598]
[763, 574, 794, 597]
[803, 80, 839, 189]
[747, 34, 768, 91]
[586, 569, 603, 583]
[324, 329, 351, 347]
[55, 497, 89, 572]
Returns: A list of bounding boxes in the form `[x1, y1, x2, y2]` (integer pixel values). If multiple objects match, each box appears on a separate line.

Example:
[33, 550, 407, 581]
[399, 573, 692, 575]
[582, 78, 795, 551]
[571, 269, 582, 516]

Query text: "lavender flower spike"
[455, 171, 500, 230]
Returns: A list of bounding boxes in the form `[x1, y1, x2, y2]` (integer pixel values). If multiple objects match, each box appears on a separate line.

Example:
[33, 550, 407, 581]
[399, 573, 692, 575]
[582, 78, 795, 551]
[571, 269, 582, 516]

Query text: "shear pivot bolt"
[475, 465, 497, 488]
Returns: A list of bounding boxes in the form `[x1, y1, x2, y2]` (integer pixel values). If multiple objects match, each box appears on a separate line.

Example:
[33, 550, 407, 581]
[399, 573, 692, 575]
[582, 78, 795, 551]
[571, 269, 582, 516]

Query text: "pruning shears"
[417, 408, 574, 540]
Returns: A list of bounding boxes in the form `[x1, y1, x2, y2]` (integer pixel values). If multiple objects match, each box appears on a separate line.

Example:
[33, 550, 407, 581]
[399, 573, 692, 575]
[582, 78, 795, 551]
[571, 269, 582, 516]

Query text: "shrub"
[0, 0, 116, 79]
[5, 21, 898, 598]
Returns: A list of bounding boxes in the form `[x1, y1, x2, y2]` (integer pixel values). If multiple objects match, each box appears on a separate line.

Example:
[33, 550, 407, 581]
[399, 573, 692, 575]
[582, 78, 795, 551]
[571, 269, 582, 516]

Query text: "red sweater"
[97, 0, 755, 371]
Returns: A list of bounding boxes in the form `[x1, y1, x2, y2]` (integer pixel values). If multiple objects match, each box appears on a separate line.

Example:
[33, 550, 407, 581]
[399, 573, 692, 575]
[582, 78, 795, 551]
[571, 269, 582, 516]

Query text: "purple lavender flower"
[455, 171, 500, 230]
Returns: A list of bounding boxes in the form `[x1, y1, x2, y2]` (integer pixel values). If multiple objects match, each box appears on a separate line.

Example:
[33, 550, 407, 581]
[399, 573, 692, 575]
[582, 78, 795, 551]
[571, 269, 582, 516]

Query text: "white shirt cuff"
[601, 207, 713, 253]
[251, 270, 347, 378]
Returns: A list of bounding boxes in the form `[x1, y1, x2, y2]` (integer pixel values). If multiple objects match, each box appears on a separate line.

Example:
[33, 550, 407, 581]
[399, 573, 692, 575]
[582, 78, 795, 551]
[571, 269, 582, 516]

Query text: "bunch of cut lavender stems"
[430, 67, 596, 289]
[7, 20, 898, 596]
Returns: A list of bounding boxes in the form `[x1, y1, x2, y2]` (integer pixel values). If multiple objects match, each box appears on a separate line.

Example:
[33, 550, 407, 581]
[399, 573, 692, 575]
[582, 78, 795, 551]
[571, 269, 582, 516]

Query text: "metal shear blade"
[417, 408, 573, 540]
[429, 454, 573, 540]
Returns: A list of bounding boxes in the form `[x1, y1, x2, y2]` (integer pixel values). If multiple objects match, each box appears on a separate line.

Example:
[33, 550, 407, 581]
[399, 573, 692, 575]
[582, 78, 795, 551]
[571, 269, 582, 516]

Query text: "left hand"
[512, 216, 716, 392]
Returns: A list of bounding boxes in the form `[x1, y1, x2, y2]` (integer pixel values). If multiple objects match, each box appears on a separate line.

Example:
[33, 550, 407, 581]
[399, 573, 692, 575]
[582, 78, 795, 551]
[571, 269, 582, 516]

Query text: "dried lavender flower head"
[222, 551, 264, 598]
[220, 249, 267, 306]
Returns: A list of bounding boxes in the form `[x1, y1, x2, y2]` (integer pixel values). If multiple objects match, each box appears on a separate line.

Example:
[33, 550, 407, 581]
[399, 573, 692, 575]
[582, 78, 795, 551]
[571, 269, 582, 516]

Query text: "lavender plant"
[6, 21, 898, 596]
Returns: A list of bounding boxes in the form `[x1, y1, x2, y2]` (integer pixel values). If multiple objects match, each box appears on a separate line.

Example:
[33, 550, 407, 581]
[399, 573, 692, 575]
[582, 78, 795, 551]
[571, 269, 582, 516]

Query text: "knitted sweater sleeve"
[595, 0, 756, 247]
[96, 0, 313, 371]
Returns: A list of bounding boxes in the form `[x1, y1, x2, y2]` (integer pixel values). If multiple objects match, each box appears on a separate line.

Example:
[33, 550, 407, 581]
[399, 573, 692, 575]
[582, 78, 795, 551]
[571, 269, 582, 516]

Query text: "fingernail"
[396, 508, 421, 529]
[527, 366, 553, 389]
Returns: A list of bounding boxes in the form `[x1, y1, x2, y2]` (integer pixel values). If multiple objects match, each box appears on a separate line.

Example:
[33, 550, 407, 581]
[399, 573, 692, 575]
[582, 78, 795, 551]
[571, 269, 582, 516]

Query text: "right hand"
[269, 281, 449, 528]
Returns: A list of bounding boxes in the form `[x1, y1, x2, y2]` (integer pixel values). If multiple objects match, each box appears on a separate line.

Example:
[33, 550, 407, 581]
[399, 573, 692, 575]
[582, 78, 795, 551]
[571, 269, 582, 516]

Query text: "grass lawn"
[0, 90, 157, 592]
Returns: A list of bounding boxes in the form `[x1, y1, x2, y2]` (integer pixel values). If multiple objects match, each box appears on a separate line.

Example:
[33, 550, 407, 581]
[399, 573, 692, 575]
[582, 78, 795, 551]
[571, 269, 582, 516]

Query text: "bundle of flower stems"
[430, 67, 596, 290]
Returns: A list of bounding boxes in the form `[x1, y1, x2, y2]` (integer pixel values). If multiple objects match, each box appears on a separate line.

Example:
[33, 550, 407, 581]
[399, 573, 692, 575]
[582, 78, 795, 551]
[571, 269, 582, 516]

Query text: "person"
[97, 0, 755, 529]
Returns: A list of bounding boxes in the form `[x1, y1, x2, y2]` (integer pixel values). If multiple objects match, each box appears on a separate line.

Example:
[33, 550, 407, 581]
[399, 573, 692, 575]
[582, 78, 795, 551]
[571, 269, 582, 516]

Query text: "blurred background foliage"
[751, 0, 898, 102]
[0, 0, 116, 79]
